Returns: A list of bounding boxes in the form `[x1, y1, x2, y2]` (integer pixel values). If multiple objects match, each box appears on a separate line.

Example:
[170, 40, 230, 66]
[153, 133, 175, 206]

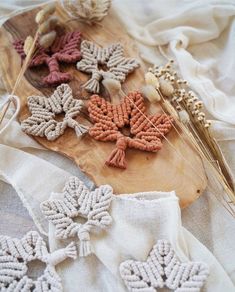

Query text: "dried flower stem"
[148, 62, 235, 215]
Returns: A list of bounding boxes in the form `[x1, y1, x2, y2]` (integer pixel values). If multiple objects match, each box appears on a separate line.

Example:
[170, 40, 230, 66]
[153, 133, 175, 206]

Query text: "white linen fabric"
[0, 0, 235, 290]
[49, 189, 234, 291]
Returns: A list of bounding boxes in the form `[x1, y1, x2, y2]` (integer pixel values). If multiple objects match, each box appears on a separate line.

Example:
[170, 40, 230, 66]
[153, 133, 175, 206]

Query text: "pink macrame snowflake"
[13, 31, 82, 86]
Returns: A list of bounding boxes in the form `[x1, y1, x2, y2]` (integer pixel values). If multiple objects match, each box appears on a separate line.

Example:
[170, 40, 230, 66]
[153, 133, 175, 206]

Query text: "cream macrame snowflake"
[120, 240, 209, 292]
[41, 176, 113, 257]
[76, 40, 140, 93]
[21, 83, 88, 141]
[0, 231, 77, 291]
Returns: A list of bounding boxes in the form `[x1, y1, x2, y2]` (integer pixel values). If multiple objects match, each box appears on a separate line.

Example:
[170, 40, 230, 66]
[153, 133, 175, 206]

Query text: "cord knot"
[77, 229, 90, 242]
[116, 136, 128, 151]
[77, 229, 92, 257]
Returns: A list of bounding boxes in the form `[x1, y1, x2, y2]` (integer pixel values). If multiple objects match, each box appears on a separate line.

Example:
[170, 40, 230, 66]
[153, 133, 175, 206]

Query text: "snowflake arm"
[120, 240, 209, 292]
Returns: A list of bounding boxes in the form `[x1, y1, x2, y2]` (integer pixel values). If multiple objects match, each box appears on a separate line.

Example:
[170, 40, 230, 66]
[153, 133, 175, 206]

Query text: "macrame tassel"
[44, 57, 71, 85]
[84, 72, 101, 93]
[106, 137, 128, 169]
[67, 118, 88, 137]
[77, 230, 92, 257]
[74, 123, 89, 136]
[48, 242, 77, 266]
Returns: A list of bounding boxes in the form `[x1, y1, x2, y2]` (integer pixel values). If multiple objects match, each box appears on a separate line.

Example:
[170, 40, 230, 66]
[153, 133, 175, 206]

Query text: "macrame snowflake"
[13, 30, 82, 86]
[120, 240, 209, 292]
[41, 176, 113, 257]
[0, 231, 77, 291]
[21, 83, 88, 141]
[88, 91, 174, 169]
[76, 40, 140, 93]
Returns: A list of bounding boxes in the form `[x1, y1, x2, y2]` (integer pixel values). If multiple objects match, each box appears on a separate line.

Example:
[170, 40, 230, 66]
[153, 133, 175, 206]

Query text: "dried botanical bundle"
[143, 61, 235, 215]
[22, 3, 60, 58]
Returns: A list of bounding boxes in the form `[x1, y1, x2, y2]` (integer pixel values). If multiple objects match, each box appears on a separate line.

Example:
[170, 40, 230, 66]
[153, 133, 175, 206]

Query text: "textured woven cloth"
[48, 187, 234, 291]
[0, 0, 235, 290]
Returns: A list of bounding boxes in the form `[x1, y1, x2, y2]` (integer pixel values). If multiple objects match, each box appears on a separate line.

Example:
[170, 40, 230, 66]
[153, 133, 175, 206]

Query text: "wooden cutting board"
[0, 3, 207, 208]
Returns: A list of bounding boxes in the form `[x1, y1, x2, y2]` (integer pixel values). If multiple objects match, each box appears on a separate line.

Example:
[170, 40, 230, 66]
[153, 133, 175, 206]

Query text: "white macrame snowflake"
[76, 40, 140, 93]
[41, 176, 113, 257]
[0, 231, 77, 291]
[21, 83, 88, 141]
[120, 240, 209, 292]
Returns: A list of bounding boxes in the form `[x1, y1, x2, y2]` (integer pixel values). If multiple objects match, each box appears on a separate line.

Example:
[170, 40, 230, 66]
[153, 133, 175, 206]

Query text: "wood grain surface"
[0, 3, 207, 207]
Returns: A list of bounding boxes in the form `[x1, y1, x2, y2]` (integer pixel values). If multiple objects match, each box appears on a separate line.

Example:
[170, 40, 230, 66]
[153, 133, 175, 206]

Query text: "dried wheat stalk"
[143, 61, 235, 216]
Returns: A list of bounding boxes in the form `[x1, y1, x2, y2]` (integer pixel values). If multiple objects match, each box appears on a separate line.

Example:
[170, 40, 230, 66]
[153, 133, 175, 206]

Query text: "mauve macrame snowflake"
[120, 240, 209, 292]
[0, 231, 77, 291]
[88, 91, 174, 169]
[76, 40, 140, 93]
[13, 31, 82, 86]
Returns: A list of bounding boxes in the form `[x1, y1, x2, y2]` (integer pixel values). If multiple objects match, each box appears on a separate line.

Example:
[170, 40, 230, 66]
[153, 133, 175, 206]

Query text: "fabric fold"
[48, 186, 234, 292]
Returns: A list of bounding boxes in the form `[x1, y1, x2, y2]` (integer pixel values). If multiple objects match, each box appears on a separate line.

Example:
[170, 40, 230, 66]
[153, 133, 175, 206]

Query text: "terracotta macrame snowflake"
[88, 91, 174, 169]
[0, 231, 77, 291]
[76, 40, 140, 93]
[120, 240, 209, 292]
[21, 83, 88, 141]
[13, 31, 82, 86]
[41, 176, 113, 257]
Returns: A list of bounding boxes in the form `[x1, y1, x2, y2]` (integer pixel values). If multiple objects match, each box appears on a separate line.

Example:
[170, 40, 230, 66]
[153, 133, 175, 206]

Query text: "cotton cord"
[41, 176, 113, 257]
[88, 91, 173, 169]
[77, 40, 140, 93]
[0, 231, 77, 291]
[120, 240, 209, 292]
[21, 83, 88, 141]
[0, 95, 20, 134]
[13, 31, 82, 86]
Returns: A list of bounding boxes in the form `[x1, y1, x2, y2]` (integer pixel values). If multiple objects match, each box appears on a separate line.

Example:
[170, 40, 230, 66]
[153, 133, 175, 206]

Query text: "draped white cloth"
[0, 0, 235, 290]
[49, 190, 234, 291]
